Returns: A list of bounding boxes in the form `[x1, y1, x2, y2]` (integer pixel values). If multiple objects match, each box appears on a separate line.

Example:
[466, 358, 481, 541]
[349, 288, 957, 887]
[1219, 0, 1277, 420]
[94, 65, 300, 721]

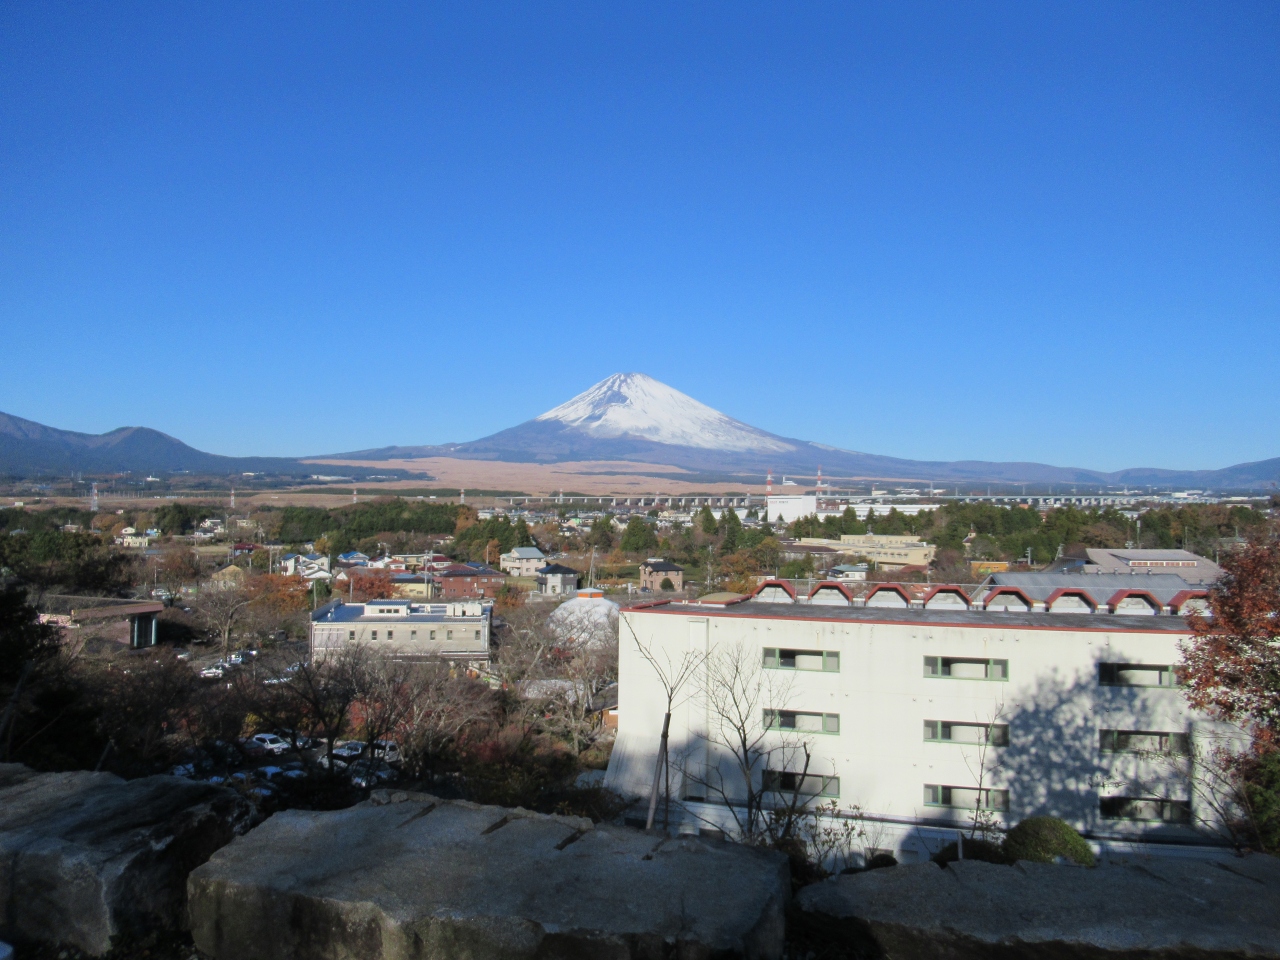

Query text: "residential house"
[535, 563, 580, 596]
[638, 559, 684, 593]
[209, 564, 247, 591]
[500, 546, 547, 577]
[433, 564, 506, 599]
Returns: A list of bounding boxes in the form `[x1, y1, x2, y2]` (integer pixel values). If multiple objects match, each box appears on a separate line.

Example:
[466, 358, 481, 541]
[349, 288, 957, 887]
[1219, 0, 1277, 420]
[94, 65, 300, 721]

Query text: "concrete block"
[796, 856, 1280, 958]
[0, 763, 253, 956]
[189, 791, 789, 960]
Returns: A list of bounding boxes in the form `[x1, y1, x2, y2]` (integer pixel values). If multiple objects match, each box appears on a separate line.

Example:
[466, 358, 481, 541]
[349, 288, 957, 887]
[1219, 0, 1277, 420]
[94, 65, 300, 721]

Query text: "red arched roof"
[751, 579, 797, 601]
[865, 583, 912, 605]
[1169, 589, 1209, 613]
[807, 580, 855, 602]
[1045, 587, 1098, 611]
[982, 586, 1035, 610]
[922, 585, 971, 607]
[1106, 589, 1164, 613]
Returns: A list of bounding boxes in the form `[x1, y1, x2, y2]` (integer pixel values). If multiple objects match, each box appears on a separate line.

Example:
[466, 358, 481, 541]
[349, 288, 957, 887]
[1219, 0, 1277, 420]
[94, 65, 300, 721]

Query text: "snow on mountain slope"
[535, 374, 795, 454]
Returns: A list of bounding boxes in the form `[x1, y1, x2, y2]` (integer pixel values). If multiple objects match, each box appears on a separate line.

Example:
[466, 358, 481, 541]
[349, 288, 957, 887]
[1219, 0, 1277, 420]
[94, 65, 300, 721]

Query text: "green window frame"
[1098, 663, 1176, 687]
[765, 710, 840, 734]
[762, 770, 840, 798]
[923, 784, 1009, 811]
[923, 656, 1008, 681]
[763, 648, 840, 672]
[923, 720, 1009, 746]
[1099, 730, 1190, 755]
[1099, 796, 1191, 824]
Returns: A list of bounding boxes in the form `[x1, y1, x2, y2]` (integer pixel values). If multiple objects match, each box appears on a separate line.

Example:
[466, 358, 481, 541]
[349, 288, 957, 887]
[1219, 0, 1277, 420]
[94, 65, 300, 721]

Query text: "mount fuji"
[330, 373, 1280, 489]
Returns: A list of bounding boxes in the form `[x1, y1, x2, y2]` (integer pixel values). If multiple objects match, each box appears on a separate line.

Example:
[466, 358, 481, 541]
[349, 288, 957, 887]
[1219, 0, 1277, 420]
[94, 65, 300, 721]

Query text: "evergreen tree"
[620, 516, 658, 553]
[513, 517, 533, 548]
[698, 505, 718, 535]
[586, 515, 615, 550]
[718, 508, 743, 556]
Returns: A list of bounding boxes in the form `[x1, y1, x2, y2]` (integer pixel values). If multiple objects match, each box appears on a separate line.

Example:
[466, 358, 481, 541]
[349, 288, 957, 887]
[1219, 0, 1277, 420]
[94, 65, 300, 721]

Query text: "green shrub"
[932, 837, 1010, 866]
[1003, 816, 1095, 866]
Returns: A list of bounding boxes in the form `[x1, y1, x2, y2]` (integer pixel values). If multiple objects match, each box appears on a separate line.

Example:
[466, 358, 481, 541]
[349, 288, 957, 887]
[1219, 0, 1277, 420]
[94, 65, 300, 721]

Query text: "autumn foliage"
[1181, 538, 1280, 749]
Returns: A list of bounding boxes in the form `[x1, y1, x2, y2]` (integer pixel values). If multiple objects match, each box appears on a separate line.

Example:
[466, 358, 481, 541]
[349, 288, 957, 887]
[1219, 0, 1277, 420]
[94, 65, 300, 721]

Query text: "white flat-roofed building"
[605, 586, 1238, 863]
[309, 598, 490, 665]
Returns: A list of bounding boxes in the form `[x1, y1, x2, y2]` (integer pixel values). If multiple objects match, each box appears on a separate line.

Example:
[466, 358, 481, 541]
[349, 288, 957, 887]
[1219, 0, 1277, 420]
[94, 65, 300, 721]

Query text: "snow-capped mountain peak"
[534, 373, 795, 454]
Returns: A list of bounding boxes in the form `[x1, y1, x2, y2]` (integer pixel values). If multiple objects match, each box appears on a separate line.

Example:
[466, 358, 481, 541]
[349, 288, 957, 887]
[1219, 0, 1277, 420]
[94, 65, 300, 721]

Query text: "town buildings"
[638, 558, 684, 593]
[310, 598, 491, 665]
[795, 534, 936, 570]
[605, 579, 1233, 862]
[1060, 548, 1224, 586]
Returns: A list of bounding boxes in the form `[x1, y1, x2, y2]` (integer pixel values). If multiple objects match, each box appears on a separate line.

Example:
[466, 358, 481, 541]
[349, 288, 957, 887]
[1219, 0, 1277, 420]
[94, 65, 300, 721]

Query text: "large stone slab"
[0, 763, 253, 956]
[796, 856, 1280, 959]
[188, 790, 790, 960]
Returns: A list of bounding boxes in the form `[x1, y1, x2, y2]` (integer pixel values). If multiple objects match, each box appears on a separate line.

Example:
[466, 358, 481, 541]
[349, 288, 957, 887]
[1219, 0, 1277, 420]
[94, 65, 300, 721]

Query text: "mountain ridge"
[326, 373, 1280, 490]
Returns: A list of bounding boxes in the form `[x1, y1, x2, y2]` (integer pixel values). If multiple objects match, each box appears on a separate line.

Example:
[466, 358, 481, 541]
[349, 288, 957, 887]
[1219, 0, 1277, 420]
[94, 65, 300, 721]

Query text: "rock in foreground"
[796, 856, 1280, 959]
[188, 791, 789, 960]
[0, 763, 253, 956]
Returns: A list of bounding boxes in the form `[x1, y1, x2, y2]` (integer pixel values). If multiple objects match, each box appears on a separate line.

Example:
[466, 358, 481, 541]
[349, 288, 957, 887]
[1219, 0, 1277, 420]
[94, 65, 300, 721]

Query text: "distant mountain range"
[4, 375, 1278, 489]
[0, 411, 378, 479]
[330, 373, 1280, 491]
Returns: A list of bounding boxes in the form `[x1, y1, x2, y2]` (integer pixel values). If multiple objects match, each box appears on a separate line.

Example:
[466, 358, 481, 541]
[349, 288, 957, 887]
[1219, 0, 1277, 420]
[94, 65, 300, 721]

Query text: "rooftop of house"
[538, 563, 581, 576]
[505, 546, 546, 559]
[640, 559, 684, 572]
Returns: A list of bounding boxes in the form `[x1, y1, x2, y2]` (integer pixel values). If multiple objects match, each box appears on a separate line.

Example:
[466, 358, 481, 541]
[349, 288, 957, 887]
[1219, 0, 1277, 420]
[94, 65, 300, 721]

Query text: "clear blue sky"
[2, 3, 1277, 472]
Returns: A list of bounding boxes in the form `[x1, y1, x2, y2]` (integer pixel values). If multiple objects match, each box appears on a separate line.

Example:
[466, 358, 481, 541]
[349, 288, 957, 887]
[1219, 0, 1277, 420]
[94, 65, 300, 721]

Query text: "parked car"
[227, 652, 244, 666]
[276, 729, 315, 749]
[370, 740, 402, 765]
[199, 666, 224, 679]
[317, 741, 364, 770]
[245, 733, 290, 756]
[348, 759, 396, 789]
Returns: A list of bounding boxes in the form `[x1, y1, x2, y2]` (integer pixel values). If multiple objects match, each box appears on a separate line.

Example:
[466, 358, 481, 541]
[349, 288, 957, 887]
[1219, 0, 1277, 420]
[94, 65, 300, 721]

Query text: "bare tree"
[678, 641, 820, 842]
[264, 644, 365, 773]
[627, 618, 706, 830]
[191, 585, 254, 660]
[399, 663, 496, 779]
[958, 704, 1008, 841]
[543, 633, 618, 754]
[350, 652, 433, 761]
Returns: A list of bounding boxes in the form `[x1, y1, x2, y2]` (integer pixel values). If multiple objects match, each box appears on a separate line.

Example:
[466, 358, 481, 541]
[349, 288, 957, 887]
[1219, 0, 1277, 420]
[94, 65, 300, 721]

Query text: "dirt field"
[300, 456, 768, 498]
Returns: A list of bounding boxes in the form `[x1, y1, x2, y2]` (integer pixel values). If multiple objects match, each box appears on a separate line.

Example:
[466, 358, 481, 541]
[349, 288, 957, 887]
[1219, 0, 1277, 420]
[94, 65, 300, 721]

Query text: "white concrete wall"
[607, 605, 1219, 857]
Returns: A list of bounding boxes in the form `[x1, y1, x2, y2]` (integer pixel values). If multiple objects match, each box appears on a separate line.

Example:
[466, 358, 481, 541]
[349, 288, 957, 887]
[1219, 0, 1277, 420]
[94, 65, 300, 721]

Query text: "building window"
[1099, 730, 1190, 755]
[762, 770, 840, 798]
[371, 630, 378, 641]
[765, 710, 840, 734]
[447, 629, 453, 642]
[411, 630, 417, 642]
[762, 648, 840, 672]
[474, 629, 481, 642]
[924, 657, 1007, 681]
[924, 784, 1009, 811]
[1099, 796, 1192, 824]
[924, 721, 1008, 746]
[348, 630, 355, 642]
[387, 630, 394, 642]
[430, 630, 437, 641]
[1098, 663, 1176, 687]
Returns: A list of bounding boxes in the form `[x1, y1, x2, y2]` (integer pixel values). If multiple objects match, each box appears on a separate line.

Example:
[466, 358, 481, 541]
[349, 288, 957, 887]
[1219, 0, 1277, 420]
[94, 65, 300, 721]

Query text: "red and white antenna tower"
[766, 469, 774, 495]
[816, 465, 825, 490]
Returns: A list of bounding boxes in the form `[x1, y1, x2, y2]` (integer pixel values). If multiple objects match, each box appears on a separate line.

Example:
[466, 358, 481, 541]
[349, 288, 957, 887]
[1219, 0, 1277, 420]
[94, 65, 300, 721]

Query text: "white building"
[500, 546, 547, 577]
[309, 598, 491, 665]
[605, 584, 1236, 862]
[765, 495, 938, 525]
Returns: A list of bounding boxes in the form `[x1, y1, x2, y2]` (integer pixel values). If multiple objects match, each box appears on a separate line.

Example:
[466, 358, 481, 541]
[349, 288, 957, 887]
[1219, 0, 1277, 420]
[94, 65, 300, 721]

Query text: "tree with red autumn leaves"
[1181, 538, 1280, 748]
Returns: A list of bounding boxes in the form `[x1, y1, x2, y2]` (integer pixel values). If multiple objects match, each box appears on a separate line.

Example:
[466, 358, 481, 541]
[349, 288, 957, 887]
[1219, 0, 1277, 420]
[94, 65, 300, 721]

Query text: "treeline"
[275, 500, 459, 551]
[787, 501, 1273, 564]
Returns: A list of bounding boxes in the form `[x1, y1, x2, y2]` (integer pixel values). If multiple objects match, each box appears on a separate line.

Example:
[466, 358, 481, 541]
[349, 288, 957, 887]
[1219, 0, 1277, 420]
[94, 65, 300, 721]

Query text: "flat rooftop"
[629, 600, 1192, 634]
